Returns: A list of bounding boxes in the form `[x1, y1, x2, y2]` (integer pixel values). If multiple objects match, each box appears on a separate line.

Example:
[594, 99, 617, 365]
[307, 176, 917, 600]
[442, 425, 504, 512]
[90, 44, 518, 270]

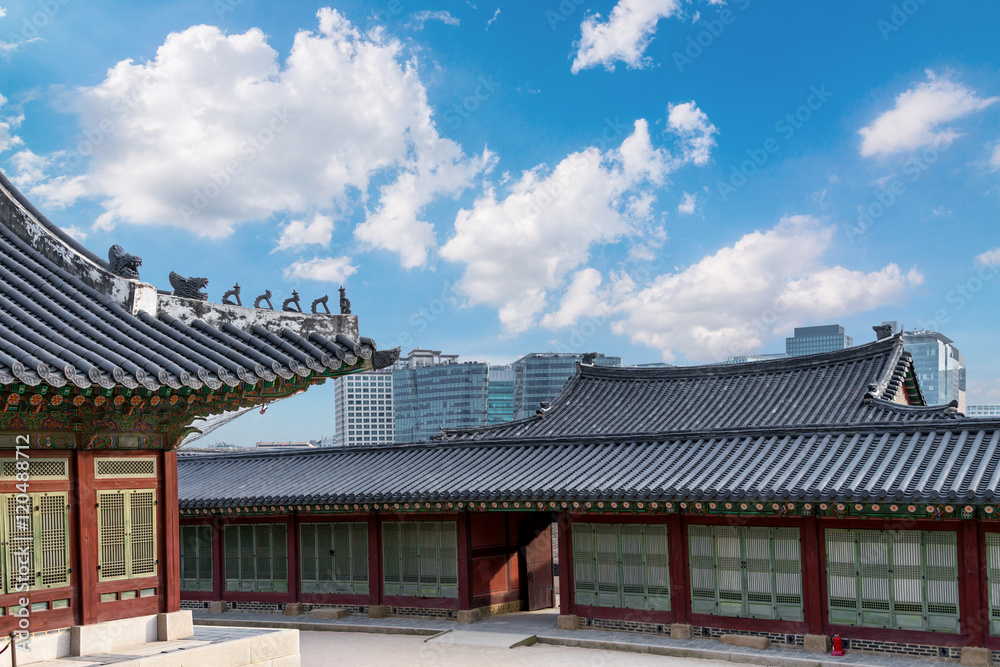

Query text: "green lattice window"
[97, 489, 157, 582]
[300, 522, 369, 595]
[689, 525, 803, 621]
[572, 523, 671, 611]
[180, 525, 214, 592]
[825, 529, 959, 633]
[224, 524, 288, 593]
[987, 533, 1000, 635]
[2, 492, 70, 591]
[382, 521, 457, 598]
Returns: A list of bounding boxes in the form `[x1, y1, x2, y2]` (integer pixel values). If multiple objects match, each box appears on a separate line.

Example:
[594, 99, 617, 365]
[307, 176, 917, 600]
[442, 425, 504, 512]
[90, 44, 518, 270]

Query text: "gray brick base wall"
[578, 616, 963, 662]
[387, 605, 457, 620]
[180, 600, 210, 610]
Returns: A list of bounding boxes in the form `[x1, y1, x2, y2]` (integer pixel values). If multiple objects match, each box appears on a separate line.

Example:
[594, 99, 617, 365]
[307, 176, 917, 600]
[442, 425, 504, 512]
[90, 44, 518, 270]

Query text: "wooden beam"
[964, 519, 986, 647]
[557, 511, 572, 614]
[457, 511, 473, 611]
[368, 513, 381, 607]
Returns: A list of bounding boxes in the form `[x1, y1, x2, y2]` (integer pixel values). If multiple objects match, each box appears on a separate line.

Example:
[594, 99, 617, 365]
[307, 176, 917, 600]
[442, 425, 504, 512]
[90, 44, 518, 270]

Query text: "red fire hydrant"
[831, 633, 846, 656]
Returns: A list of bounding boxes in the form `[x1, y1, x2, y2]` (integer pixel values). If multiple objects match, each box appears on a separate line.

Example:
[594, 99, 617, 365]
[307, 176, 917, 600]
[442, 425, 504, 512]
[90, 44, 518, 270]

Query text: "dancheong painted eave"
[437, 335, 954, 441]
[0, 170, 398, 397]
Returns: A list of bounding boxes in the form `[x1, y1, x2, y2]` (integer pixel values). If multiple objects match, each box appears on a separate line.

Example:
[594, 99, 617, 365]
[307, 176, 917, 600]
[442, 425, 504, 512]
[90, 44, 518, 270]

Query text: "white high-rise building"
[967, 405, 1000, 418]
[902, 330, 966, 411]
[333, 368, 394, 446]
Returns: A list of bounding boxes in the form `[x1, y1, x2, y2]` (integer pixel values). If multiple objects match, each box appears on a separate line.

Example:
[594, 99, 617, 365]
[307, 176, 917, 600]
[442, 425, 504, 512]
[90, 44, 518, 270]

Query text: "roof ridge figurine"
[282, 290, 302, 313]
[339, 285, 351, 314]
[168, 271, 208, 301]
[108, 244, 142, 280]
[222, 283, 241, 306]
[254, 290, 273, 309]
[311, 295, 330, 314]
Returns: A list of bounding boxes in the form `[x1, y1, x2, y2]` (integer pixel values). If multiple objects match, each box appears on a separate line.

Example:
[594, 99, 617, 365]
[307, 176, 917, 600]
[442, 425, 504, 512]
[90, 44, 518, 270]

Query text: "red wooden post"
[963, 519, 985, 647]
[76, 450, 99, 625]
[457, 511, 473, 610]
[368, 513, 381, 607]
[289, 513, 301, 606]
[212, 517, 223, 602]
[668, 513, 688, 624]
[557, 511, 573, 614]
[161, 450, 181, 612]
[801, 515, 823, 635]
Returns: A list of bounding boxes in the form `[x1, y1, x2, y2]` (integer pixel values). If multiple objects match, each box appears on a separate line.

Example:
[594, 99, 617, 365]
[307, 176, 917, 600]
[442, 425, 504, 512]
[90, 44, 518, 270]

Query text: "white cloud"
[283, 256, 358, 284]
[9, 150, 86, 207]
[61, 225, 88, 241]
[442, 107, 716, 334]
[0, 93, 22, 154]
[667, 101, 718, 165]
[571, 0, 682, 74]
[274, 214, 334, 252]
[539, 268, 611, 329]
[611, 215, 921, 362]
[677, 191, 696, 215]
[486, 8, 500, 30]
[990, 142, 1000, 171]
[859, 71, 999, 157]
[976, 247, 1000, 266]
[17, 9, 484, 269]
[968, 378, 1000, 404]
[411, 11, 460, 28]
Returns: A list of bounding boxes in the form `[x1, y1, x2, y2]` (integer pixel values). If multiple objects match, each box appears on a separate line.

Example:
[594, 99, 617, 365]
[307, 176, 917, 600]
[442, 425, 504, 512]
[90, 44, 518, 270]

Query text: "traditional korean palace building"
[0, 171, 395, 664]
[178, 332, 1000, 662]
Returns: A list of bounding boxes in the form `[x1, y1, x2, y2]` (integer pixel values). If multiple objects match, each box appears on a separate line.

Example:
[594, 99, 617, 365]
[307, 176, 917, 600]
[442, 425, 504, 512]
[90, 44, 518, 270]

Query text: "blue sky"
[1, 0, 998, 444]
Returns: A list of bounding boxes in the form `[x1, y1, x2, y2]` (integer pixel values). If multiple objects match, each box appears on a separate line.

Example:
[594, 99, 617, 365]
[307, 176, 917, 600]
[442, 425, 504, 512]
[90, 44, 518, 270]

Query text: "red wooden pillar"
[668, 513, 688, 624]
[212, 517, 224, 602]
[289, 513, 301, 605]
[457, 511, 473, 610]
[161, 450, 181, 612]
[557, 511, 573, 614]
[368, 513, 382, 607]
[76, 450, 99, 625]
[963, 518, 986, 647]
[801, 515, 823, 635]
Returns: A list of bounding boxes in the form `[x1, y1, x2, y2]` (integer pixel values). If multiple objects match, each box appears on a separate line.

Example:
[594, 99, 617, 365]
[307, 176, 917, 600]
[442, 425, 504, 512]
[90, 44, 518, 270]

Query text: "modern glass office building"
[902, 330, 966, 411]
[393, 359, 490, 443]
[512, 352, 623, 420]
[785, 324, 853, 357]
[967, 405, 1000, 418]
[486, 365, 515, 424]
[333, 367, 394, 446]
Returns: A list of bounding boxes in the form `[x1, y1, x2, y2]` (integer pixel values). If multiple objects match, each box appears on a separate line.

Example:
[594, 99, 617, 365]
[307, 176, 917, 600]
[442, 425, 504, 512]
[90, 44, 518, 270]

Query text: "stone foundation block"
[457, 608, 482, 623]
[309, 607, 349, 620]
[961, 647, 993, 667]
[209, 600, 228, 613]
[670, 624, 694, 639]
[803, 634, 830, 654]
[157, 610, 194, 641]
[556, 614, 578, 630]
[284, 602, 304, 616]
[368, 605, 388, 619]
[720, 634, 771, 650]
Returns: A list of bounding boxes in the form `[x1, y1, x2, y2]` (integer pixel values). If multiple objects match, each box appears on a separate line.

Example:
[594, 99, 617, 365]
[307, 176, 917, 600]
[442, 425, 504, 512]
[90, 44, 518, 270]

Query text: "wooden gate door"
[526, 523, 554, 610]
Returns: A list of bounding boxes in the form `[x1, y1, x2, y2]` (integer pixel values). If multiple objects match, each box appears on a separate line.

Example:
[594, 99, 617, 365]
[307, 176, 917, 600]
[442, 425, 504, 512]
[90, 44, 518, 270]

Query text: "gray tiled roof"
[0, 171, 394, 391]
[439, 338, 953, 441]
[178, 422, 1000, 506]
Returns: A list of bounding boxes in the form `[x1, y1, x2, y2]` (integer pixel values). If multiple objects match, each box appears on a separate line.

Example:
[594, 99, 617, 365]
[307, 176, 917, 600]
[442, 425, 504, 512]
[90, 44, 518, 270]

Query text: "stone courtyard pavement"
[194, 608, 968, 667]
